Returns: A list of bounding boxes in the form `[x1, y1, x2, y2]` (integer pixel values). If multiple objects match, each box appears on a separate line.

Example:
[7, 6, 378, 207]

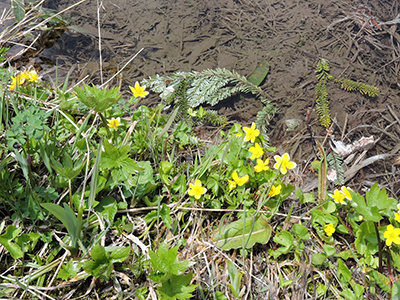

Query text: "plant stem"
[98, 112, 111, 136]
[337, 213, 353, 236]
[374, 222, 383, 272]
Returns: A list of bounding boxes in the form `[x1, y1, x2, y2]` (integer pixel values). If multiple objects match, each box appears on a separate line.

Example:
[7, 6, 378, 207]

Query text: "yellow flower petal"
[268, 184, 281, 197]
[130, 82, 149, 98]
[188, 179, 207, 200]
[341, 186, 352, 200]
[107, 117, 121, 130]
[232, 171, 249, 186]
[273, 153, 297, 174]
[249, 143, 264, 160]
[384, 224, 400, 246]
[324, 223, 335, 237]
[329, 189, 346, 205]
[254, 158, 269, 173]
[243, 123, 260, 143]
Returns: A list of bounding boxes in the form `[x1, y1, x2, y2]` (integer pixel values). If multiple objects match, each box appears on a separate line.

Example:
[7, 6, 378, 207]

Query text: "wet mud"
[41, 0, 400, 196]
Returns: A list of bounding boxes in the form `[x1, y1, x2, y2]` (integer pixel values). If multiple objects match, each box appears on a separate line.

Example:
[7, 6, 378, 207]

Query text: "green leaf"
[0, 225, 23, 259]
[51, 154, 85, 181]
[91, 244, 108, 263]
[391, 250, 400, 269]
[352, 193, 382, 222]
[11, 0, 25, 22]
[354, 221, 379, 255]
[323, 244, 336, 257]
[272, 231, 294, 258]
[366, 183, 397, 212]
[110, 246, 130, 263]
[215, 291, 229, 300]
[292, 224, 310, 240]
[227, 260, 243, 297]
[40, 203, 81, 253]
[340, 289, 356, 300]
[57, 259, 79, 280]
[95, 196, 118, 222]
[74, 84, 122, 113]
[370, 270, 391, 293]
[213, 214, 271, 250]
[337, 259, 351, 287]
[158, 273, 198, 300]
[160, 203, 172, 229]
[311, 253, 326, 266]
[88, 141, 102, 209]
[392, 280, 400, 300]
[248, 62, 269, 86]
[148, 243, 194, 277]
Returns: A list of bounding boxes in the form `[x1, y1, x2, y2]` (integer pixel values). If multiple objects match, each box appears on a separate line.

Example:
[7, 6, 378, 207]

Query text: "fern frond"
[201, 110, 228, 126]
[315, 79, 331, 127]
[255, 97, 278, 137]
[336, 78, 379, 97]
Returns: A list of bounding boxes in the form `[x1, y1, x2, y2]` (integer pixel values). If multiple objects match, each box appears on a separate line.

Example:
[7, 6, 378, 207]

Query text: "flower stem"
[98, 112, 111, 136]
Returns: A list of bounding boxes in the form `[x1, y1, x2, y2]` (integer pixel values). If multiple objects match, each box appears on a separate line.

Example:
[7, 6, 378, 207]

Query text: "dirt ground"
[41, 0, 400, 197]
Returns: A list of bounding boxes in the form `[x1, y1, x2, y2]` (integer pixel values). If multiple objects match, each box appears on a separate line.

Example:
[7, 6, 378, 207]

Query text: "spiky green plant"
[314, 58, 379, 128]
[142, 68, 278, 132]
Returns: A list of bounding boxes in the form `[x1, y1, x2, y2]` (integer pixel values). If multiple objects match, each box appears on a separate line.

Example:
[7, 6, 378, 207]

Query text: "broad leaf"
[213, 214, 271, 250]
[272, 231, 294, 258]
[0, 225, 23, 259]
[40, 203, 81, 253]
[248, 62, 269, 86]
[110, 246, 130, 263]
[11, 0, 25, 22]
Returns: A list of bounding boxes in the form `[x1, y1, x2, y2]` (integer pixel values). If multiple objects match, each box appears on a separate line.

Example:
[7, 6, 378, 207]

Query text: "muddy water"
[41, 0, 400, 195]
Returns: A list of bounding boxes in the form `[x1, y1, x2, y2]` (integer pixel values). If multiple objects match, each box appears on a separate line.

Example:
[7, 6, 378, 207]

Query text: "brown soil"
[42, 0, 400, 197]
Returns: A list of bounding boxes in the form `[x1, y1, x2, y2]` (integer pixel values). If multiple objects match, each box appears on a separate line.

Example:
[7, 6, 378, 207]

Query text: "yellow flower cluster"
[188, 124, 298, 201]
[9, 69, 39, 90]
[329, 186, 352, 205]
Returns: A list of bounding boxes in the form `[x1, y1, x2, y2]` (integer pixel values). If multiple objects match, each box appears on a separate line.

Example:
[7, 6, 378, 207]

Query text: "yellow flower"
[249, 143, 264, 160]
[254, 158, 269, 173]
[188, 179, 207, 200]
[358, 215, 364, 221]
[232, 171, 249, 187]
[107, 117, 121, 130]
[395, 212, 400, 223]
[27, 70, 39, 82]
[329, 189, 346, 205]
[341, 186, 352, 200]
[243, 123, 260, 143]
[268, 184, 281, 197]
[8, 74, 24, 90]
[273, 153, 297, 175]
[235, 132, 243, 138]
[324, 223, 335, 237]
[20, 71, 30, 79]
[130, 82, 149, 98]
[384, 224, 400, 246]
[228, 179, 237, 190]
